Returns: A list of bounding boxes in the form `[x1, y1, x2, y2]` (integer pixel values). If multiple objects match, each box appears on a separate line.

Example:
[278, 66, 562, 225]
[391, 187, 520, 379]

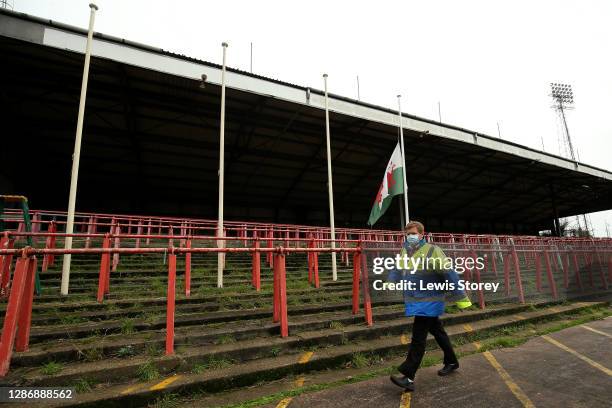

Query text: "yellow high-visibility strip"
[149, 374, 181, 391]
[473, 341, 481, 350]
[463, 323, 474, 332]
[400, 334, 409, 345]
[120, 384, 143, 395]
[399, 392, 411, 408]
[514, 315, 527, 321]
[294, 375, 305, 387]
[581, 325, 612, 339]
[298, 351, 314, 364]
[276, 397, 293, 408]
[542, 335, 612, 376]
[482, 351, 535, 408]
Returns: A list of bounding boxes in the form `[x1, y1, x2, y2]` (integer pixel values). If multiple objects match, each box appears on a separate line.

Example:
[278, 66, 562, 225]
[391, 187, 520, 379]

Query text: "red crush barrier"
[594, 250, 608, 290]
[146, 218, 152, 245]
[166, 252, 177, 355]
[252, 239, 261, 291]
[535, 252, 542, 292]
[571, 253, 583, 290]
[273, 254, 279, 323]
[352, 251, 360, 314]
[543, 251, 558, 299]
[112, 225, 121, 272]
[97, 234, 111, 303]
[15, 257, 36, 353]
[85, 216, 94, 248]
[584, 253, 594, 288]
[135, 220, 143, 249]
[562, 253, 570, 288]
[267, 229, 273, 267]
[307, 235, 313, 284]
[470, 250, 485, 309]
[0, 254, 36, 376]
[0, 235, 15, 296]
[185, 240, 191, 297]
[307, 236, 319, 288]
[503, 253, 511, 296]
[510, 246, 525, 304]
[273, 252, 288, 337]
[42, 221, 57, 272]
[359, 251, 373, 326]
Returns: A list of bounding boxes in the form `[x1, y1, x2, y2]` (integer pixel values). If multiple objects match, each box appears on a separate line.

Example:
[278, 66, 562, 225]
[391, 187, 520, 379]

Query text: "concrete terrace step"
[10, 300, 568, 385]
[21, 300, 610, 407]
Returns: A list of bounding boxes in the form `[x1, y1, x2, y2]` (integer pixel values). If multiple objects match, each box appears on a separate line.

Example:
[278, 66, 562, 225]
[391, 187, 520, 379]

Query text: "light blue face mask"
[405, 234, 420, 245]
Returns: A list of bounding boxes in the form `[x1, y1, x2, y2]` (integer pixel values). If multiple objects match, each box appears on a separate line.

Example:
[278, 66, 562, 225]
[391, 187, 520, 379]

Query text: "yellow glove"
[455, 297, 472, 309]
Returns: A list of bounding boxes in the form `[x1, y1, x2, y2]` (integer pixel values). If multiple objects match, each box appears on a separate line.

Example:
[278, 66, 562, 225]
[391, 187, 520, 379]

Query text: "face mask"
[405, 234, 420, 245]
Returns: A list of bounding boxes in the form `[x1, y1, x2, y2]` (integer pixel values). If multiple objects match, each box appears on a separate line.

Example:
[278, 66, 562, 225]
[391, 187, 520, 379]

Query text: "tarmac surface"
[269, 317, 612, 408]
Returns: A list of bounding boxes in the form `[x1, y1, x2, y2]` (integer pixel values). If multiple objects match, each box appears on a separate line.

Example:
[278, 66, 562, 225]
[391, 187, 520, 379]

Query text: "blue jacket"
[388, 239, 469, 317]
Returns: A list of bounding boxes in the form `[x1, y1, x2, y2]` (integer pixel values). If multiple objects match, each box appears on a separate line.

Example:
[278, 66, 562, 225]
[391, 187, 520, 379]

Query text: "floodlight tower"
[550, 83, 576, 160]
[549, 83, 591, 236]
[0, 0, 13, 10]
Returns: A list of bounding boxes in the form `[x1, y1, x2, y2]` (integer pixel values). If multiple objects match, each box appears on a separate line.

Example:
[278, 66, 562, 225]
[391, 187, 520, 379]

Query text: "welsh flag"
[367, 142, 405, 226]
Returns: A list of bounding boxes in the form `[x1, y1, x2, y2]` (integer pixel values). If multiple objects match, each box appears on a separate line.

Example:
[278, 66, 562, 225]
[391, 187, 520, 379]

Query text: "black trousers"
[398, 315, 458, 379]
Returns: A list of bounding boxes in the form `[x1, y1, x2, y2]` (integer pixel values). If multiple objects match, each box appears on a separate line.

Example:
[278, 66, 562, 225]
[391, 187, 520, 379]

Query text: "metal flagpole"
[61, 3, 98, 296]
[323, 74, 337, 281]
[217, 42, 228, 288]
[397, 95, 410, 223]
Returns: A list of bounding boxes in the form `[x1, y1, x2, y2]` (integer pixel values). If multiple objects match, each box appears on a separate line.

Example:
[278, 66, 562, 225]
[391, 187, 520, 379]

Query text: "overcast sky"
[13, 0, 612, 236]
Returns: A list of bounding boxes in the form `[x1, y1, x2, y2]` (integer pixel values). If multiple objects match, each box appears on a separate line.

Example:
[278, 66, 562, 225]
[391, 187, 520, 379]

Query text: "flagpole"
[323, 74, 338, 281]
[217, 42, 228, 288]
[397, 95, 410, 224]
[61, 3, 98, 296]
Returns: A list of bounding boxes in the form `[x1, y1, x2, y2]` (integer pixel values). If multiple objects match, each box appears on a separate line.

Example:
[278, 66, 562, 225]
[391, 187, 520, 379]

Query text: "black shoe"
[438, 363, 459, 376]
[390, 375, 415, 391]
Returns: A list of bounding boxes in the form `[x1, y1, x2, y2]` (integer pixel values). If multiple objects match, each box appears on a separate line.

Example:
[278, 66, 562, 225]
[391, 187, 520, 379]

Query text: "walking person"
[388, 221, 472, 392]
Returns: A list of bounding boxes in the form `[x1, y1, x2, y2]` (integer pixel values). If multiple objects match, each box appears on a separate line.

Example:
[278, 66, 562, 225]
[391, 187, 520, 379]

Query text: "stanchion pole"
[61, 3, 99, 295]
[322, 74, 337, 281]
[217, 42, 228, 288]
